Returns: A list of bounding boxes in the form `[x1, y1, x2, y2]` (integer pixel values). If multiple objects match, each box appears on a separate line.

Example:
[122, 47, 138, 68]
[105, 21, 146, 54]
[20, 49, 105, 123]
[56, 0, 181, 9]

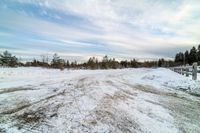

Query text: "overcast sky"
[0, 0, 200, 61]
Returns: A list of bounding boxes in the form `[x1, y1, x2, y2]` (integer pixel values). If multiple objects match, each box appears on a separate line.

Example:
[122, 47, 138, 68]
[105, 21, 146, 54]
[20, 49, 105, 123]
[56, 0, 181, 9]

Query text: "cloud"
[0, 0, 200, 61]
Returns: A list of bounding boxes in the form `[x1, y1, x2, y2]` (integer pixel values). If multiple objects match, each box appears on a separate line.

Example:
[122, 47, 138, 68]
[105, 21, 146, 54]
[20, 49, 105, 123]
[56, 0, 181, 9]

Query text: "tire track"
[0, 87, 37, 95]
[0, 90, 65, 115]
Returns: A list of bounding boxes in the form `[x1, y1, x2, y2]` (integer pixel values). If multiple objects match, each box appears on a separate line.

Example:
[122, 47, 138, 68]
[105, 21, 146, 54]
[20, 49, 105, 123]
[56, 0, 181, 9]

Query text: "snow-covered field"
[0, 67, 200, 133]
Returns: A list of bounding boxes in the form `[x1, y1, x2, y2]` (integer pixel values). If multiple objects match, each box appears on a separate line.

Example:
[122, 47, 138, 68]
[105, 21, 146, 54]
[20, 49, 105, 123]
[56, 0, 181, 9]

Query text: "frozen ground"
[0, 67, 200, 133]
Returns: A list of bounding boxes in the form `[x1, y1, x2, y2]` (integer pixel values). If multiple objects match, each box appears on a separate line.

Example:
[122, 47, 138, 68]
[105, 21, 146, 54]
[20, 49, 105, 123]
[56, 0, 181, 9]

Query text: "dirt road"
[0, 69, 200, 133]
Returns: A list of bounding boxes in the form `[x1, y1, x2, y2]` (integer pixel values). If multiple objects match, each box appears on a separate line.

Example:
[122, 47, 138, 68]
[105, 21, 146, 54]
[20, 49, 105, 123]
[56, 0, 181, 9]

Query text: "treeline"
[174, 44, 200, 65]
[0, 50, 173, 69]
[2, 44, 200, 69]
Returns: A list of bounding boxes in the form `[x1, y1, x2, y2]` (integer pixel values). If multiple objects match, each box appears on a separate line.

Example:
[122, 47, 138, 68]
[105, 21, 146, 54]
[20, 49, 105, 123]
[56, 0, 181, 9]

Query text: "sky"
[0, 0, 200, 62]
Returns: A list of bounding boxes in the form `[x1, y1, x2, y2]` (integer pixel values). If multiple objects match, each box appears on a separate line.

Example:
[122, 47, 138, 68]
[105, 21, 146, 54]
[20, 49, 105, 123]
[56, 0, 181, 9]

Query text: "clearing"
[0, 67, 200, 133]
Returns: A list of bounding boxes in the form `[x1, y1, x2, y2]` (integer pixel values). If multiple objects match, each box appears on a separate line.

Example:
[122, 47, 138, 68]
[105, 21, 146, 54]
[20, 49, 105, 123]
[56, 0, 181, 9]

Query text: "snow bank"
[139, 68, 200, 95]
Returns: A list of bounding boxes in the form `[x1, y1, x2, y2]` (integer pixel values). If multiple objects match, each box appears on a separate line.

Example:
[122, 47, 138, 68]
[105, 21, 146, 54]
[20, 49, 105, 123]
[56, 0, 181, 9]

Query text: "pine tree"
[184, 50, 189, 65]
[158, 58, 166, 67]
[175, 52, 184, 65]
[120, 60, 128, 68]
[188, 46, 197, 65]
[197, 44, 200, 64]
[110, 58, 118, 69]
[65, 60, 70, 68]
[130, 59, 138, 68]
[0, 53, 2, 65]
[10, 56, 18, 67]
[95, 58, 99, 69]
[87, 57, 96, 69]
[0, 50, 18, 67]
[102, 55, 109, 69]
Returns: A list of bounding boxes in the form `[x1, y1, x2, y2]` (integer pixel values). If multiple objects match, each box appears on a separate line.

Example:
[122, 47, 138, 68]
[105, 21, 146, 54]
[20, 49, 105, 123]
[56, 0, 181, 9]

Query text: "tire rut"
[0, 87, 37, 95]
[0, 91, 65, 115]
[93, 91, 141, 133]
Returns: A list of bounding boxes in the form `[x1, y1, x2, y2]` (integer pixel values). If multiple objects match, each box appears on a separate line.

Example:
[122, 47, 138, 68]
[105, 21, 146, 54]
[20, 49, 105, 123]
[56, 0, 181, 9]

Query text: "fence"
[171, 62, 200, 80]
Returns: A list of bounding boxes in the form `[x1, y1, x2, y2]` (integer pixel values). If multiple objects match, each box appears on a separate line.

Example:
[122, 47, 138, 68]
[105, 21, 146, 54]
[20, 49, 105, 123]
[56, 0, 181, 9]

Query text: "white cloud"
[1, 0, 200, 60]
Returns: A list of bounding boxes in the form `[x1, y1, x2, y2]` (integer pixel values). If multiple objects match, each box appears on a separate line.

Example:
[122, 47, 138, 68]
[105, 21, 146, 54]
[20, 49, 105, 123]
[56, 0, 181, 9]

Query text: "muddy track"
[0, 87, 38, 95]
[119, 81, 197, 100]
[88, 91, 141, 133]
[0, 91, 66, 115]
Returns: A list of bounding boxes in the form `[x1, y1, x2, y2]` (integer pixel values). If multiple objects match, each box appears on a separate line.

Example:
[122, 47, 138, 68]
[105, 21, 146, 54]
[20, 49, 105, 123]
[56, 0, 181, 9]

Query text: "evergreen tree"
[87, 57, 96, 69]
[10, 56, 18, 67]
[197, 44, 200, 64]
[175, 52, 184, 65]
[188, 46, 197, 65]
[70, 61, 77, 68]
[0, 53, 2, 65]
[95, 58, 99, 69]
[65, 60, 70, 68]
[110, 58, 118, 69]
[120, 60, 128, 68]
[184, 50, 189, 65]
[130, 59, 138, 68]
[0, 50, 18, 67]
[158, 59, 162, 67]
[102, 55, 109, 69]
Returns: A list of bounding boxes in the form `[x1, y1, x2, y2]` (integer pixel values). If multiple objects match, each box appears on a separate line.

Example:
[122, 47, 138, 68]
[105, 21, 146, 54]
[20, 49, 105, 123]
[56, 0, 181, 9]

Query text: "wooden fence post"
[185, 64, 189, 77]
[192, 62, 197, 80]
[181, 67, 183, 75]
